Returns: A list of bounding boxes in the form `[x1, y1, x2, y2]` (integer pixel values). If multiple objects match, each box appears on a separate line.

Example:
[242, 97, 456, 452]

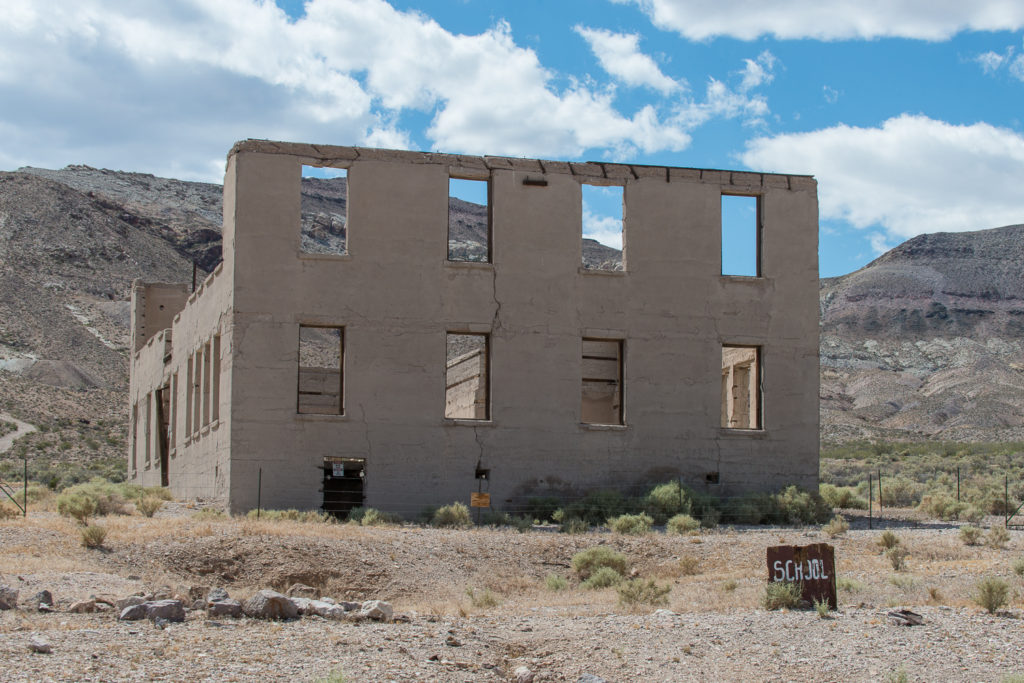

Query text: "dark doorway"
[156, 386, 170, 487]
[322, 457, 365, 519]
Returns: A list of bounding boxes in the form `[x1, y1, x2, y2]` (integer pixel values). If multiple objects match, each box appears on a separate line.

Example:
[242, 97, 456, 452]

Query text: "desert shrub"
[889, 575, 916, 590]
[822, 515, 849, 538]
[1012, 557, 1024, 577]
[721, 579, 738, 592]
[819, 483, 867, 510]
[192, 508, 226, 520]
[80, 524, 107, 548]
[880, 477, 924, 507]
[0, 504, 19, 520]
[960, 525, 983, 546]
[582, 566, 623, 590]
[761, 581, 802, 610]
[57, 478, 128, 519]
[644, 481, 692, 523]
[360, 508, 403, 526]
[837, 577, 863, 592]
[666, 514, 700, 535]
[616, 578, 670, 607]
[560, 518, 591, 535]
[987, 526, 1010, 550]
[973, 576, 1009, 614]
[678, 556, 701, 576]
[607, 513, 653, 535]
[544, 574, 568, 592]
[524, 497, 561, 523]
[571, 546, 629, 579]
[57, 491, 97, 524]
[887, 546, 909, 572]
[431, 502, 473, 528]
[135, 496, 163, 518]
[562, 490, 633, 526]
[918, 493, 968, 521]
[773, 486, 832, 524]
[465, 587, 500, 608]
[960, 506, 986, 524]
[246, 509, 333, 523]
[723, 493, 772, 525]
[814, 598, 831, 617]
[878, 530, 900, 550]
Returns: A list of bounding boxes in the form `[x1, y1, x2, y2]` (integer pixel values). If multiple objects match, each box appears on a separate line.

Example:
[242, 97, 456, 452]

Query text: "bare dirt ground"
[2, 506, 1024, 682]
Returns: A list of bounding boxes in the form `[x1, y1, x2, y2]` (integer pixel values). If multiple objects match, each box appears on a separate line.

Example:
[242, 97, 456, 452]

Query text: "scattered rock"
[0, 585, 19, 610]
[28, 636, 51, 654]
[289, 597, 313, 614]
[242, 590, 299, 620]
[286, 583, 319, 599]
[360, 600, 393, 622]
[32, 590, 53, 611]
[191, 599, 205, 611]
[888, 609, 924, 626]
[445, 635, 462, 647]
[189, 586, 209, 601]
[207, 599, 243, 618]
[69, 599, 97, 614]
[115, 595, 146, 612]
[153, 617, 170, 630]
[338, 601, 361, 611]
[514, 665, 534, 683]
[146, 599, 185, 623]
[207, 588, 229, 603]
[119, 604, 148, 621]
[577, 675, 607, 683]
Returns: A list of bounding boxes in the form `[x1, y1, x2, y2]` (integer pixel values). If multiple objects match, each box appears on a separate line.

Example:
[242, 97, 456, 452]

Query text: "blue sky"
[2, 1, 1024, 276]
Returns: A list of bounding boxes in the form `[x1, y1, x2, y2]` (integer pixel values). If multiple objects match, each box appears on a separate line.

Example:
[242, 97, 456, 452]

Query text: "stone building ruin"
[128, 140, 819, 515]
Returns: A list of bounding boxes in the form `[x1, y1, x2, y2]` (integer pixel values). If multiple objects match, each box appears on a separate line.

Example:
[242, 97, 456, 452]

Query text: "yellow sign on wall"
[470, 492, 491, 508]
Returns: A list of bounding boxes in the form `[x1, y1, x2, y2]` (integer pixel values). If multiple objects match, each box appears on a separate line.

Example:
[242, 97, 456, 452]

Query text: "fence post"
[23, 456, 27, 518]
[877, 468, 883, 515]
[956, 467, 960, 503]
[1006, 475, 1010, 528]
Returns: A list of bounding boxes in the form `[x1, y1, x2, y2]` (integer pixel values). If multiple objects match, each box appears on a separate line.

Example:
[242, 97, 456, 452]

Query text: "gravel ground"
[2, 509, 1024, 682]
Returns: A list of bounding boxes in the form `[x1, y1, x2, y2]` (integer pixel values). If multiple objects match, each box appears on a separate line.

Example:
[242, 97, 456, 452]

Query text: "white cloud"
[741, 114, 1024, 240]
[574, 25, 680, 94]
[1011, 55, 1024, 81]
[868, 232, 896, 255]
[672, 51, 776, 129]
[823, 86, 841, 104]
[618, 0, 1024, 40]
[582, 202, 623, 249]
[0, 0, 704, 180]
[975, 50, 1010, 73]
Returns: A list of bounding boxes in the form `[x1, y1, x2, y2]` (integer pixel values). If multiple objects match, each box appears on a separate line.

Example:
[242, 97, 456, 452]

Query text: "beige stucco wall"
[202, 141, 819, 516]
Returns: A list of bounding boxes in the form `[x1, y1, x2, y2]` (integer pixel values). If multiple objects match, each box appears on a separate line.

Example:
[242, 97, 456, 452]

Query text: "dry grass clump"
[973, 576, 1009, 614]
[80, 524, 107, 548]
[878, 530, 900, 550]
[245, 509, 334, 523]
[677, 556, 701, 576]
[822, 514, 849, 537]
[465, 587, 500, 608]
[607, 513, 652, 535]
[960, 526, 983, 546]
[887, 546, 910, 572]
[0, 503, 20, 520]
[136, 496, 163, 518]
[1012, 557, 1024, 577]
[571, 546, 629, 579]
[616, 578, 670, 607]
[666, 514, 700, 534]
[582, 566, 624, 590]
[431, 502, 472, 528]
[761, 581, 802, 610]
[544, 574, 568, 592]
[987, 526, 1010, 550]
[347, 507, 403, 526]
[819, 483, 867, 510]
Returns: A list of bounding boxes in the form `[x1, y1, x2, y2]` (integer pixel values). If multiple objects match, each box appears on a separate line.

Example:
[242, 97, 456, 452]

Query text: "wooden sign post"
[766, 543, 837, 610]
[470, 492, 490, 508]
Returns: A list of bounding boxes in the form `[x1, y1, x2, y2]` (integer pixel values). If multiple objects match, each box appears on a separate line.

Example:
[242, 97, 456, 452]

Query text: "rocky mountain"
[0, 164, 1020, 447]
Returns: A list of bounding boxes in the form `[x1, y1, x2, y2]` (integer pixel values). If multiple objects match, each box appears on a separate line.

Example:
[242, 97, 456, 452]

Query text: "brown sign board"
[470, 492, 491, 508]
[766, 543, 837, 610]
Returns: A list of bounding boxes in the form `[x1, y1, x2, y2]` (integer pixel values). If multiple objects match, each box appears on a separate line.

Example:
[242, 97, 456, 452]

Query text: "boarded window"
[131, 402, 138, 473]
[301, 166, 348, 255]
[445, 333, 489, 420]
[448, 178, 490, 262]
[170, 372, 178, 451]
[722, 194, 760, 276]
[581, 338, 623, 425]
[721, 345, 761, 429]
[298, 325, 343, 414]
[185, 355, 193, 436]
[581, 184, 624, 271]
[192, 346, 202, 435]
[144, 392, 152, 468]
[201, 340, 212, 427]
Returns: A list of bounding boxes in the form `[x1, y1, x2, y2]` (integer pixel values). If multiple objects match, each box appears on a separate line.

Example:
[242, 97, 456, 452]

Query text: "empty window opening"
[721, 194, 760, 276]
[144, 392, 152, 468]
[581, 338, 623, 425]
[201, 340, 212, 427]
[170, 372, 178, 450]
[298, 325, 344, 414]
[157, 386, 170, 487]
[322, 457, 364, 519]
[192, 347, 202, 435]
[581, 184, 624, 271]
[721, 345, 761, 429]
[301, 165, 348, 256]
[212, 334, 221, 422]
[130, 402, 138, 473]
[448, 178, 490, 262]
[445, 333, 489, 420]
[185, 356, 193, 436]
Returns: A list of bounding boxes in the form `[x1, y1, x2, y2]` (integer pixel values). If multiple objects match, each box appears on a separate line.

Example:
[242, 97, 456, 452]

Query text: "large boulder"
[68, 599, 96, 614]
[115, 595, 146, 612]
[119, 604, 148, 621]
[207, 599, 243, 618]
[32, 590, 54, 611]
[206, 587, 230, 603]
[243, 590, 298, 620]
[0, 585, 19, 610]
[359, 600, 393, 622]
[145, 599, 185, 623]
